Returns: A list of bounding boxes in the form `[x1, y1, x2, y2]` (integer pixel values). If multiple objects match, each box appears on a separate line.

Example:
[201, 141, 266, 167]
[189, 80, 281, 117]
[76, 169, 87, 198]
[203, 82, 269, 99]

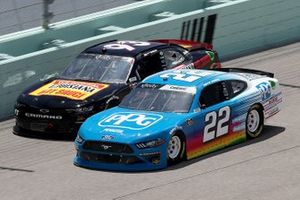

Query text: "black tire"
[167, 132, 186, 164]
[246, 104, 264, 139]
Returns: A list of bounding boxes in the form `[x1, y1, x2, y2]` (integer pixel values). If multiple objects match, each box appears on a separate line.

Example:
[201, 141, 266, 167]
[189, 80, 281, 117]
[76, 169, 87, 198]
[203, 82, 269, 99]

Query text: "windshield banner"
[29, 80, 109, 100]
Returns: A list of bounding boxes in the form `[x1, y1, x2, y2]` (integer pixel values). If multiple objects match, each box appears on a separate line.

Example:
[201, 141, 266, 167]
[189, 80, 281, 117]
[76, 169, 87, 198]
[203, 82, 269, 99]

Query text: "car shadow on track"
[167, 124, 285, 171]
[13, 130, 76, 142]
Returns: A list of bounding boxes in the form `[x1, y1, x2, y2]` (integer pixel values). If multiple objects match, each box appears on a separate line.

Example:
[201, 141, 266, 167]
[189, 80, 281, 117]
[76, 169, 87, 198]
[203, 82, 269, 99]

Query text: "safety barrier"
[0, 0, 299, 120]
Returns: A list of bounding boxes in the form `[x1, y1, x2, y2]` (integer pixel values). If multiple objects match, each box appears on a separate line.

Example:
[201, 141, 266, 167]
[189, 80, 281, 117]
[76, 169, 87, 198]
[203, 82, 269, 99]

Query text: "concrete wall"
[0, 0, 299, 120]
[0, 0, 137, 36]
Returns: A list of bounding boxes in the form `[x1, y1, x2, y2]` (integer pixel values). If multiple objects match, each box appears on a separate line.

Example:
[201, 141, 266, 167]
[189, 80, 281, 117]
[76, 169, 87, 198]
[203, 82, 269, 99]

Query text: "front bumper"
[14, 106, 90, 135]
[74, 141, 168, 171]
[14, 117, 81, 135]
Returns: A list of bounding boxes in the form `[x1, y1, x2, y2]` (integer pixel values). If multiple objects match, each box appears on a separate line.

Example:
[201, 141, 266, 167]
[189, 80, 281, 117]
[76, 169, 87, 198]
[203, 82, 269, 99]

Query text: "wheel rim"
[247, 109, 260, 133]
[168, 135, 181, 159]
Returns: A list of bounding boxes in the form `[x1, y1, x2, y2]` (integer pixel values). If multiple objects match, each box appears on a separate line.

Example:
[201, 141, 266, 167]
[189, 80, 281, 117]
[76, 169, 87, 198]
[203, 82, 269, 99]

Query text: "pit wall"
[0, 0, 299, 120]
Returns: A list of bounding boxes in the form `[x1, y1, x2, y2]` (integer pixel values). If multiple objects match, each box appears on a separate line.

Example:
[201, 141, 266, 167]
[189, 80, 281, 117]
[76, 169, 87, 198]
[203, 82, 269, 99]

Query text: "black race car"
[14, 39, 221, 135]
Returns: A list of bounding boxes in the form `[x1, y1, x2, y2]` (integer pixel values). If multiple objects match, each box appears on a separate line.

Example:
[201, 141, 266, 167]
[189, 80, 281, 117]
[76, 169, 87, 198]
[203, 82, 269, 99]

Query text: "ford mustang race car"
[74, 68, 282, 171]
[13, 40, 221, 135]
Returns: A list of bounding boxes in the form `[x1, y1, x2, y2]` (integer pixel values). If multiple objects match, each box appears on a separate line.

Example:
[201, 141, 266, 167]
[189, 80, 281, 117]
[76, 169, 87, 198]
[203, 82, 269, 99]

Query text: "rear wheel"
[167, 132, 185, 164]
[246, 104, 264, 138]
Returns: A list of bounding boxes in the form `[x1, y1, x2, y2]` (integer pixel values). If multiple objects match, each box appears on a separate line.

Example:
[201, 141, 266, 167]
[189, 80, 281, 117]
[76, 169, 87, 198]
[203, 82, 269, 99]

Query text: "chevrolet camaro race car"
[13, 40, 221, 135]
[74, 68, 282, 171]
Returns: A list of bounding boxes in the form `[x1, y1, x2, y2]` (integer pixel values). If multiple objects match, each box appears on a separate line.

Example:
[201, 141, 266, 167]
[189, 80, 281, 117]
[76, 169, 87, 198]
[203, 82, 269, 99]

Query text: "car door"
[193, 81, 233, 146]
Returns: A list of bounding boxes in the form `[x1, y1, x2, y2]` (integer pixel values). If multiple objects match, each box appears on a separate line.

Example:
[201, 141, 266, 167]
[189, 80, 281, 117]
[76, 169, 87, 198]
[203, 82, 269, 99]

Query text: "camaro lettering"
[98, 113, 163, 130]
[25, 113, 62, 120]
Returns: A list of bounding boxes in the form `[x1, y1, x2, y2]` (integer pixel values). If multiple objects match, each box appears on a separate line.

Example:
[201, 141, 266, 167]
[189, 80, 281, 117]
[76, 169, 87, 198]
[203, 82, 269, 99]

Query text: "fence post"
[42, 0, 55, 29]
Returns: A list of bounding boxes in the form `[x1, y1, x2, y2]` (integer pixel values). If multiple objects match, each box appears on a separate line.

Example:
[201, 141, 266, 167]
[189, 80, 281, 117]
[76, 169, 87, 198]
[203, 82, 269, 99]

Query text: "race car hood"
[79, 107, 189, 143]
[17, 78, 126, 109]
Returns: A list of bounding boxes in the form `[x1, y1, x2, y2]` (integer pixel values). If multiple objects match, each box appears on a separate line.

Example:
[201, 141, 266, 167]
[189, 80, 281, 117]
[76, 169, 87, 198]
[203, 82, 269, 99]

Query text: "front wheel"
[167, 133, 185, 164]
[246, 105, 264, 138]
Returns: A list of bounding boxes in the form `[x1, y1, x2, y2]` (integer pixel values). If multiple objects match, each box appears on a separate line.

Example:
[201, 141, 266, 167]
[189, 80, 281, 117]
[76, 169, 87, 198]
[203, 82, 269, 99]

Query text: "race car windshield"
[61, 54, 134, 83]
[120, 84, 194, 113]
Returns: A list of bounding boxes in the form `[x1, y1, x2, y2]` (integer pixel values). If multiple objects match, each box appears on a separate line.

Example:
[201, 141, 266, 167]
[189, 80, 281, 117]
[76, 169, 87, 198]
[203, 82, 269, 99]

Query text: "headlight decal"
[136, 138, 164, 149]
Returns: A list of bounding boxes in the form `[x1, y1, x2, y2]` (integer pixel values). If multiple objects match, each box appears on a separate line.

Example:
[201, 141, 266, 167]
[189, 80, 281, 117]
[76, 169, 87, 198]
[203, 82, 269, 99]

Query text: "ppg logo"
[98, 112, 163, 130]
[256, 82, 271, 100]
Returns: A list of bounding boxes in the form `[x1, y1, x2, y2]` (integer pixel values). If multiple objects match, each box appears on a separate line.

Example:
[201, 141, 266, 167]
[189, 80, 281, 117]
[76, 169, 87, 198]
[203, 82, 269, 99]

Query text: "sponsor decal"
[128, 77, 137, 83]
[25, 113, 62, 120]
[159, 85, 196, 94]
[206, 51, 215, 61]
[98, 112, 163, 130]
[140, 83, 161, 89]
[269, 80, 276, 89]
[263, 92, 282, 110]
[103, 128, 124, 134]
[256, 82, 271, 100]
[29, 80, 109, 100]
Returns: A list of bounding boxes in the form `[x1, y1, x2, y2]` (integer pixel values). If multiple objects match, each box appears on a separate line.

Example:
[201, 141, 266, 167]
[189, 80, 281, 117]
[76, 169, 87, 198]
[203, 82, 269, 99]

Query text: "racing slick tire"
[246, 104, 264, 139]
[167, 132, 186, 164]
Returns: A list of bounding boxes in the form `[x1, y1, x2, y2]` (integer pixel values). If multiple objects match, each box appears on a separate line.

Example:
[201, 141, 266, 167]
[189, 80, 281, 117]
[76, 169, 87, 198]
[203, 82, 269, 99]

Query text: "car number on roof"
[104, 41, 151, 51]
[160, 70, 212, 82]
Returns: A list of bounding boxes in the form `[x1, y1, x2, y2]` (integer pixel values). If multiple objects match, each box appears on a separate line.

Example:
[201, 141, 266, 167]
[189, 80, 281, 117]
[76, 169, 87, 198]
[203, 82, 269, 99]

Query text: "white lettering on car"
[98, 112, 163, 130]
[104, 41, 151, 51]
[160, 70, 212, 82]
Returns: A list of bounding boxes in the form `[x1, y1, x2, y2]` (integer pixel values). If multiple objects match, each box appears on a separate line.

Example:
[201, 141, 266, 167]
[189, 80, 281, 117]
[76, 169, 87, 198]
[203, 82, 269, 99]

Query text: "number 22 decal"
[203, 106, 230, 143]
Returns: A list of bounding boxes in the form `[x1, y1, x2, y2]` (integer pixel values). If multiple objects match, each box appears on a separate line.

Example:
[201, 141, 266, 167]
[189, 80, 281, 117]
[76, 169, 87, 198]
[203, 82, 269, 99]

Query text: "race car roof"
[82, 40, 166, 57]
[143, 69, 244, 88]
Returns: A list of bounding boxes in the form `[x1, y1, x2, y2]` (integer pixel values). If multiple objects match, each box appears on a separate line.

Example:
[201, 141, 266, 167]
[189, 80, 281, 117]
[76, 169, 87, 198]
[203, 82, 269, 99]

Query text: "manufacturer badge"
[101, 144, 112, 150]
[40, 109, 49, 113]
[102, 135, 114, 140]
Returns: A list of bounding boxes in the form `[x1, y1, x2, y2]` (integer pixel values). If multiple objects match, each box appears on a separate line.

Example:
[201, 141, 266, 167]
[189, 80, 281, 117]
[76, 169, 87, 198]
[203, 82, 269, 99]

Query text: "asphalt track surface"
[0, 42, 299, 200]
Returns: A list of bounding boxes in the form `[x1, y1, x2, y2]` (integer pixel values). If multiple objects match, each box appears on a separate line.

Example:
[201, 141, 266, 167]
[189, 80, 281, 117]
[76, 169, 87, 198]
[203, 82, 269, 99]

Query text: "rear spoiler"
[208, 67, 274, 78]
[149, 39, 213, 50]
